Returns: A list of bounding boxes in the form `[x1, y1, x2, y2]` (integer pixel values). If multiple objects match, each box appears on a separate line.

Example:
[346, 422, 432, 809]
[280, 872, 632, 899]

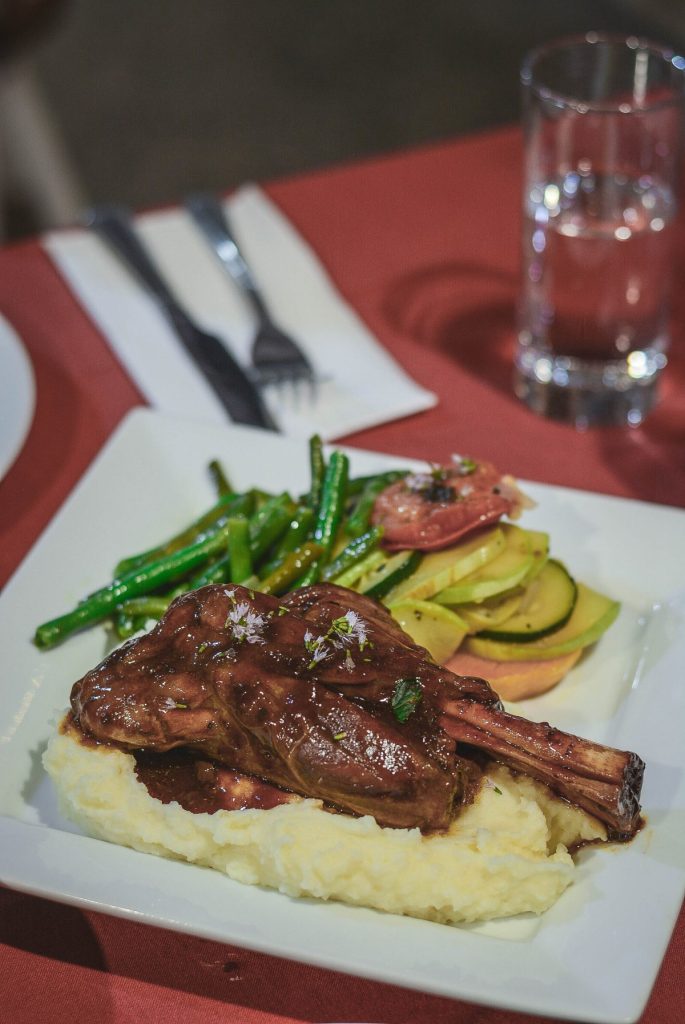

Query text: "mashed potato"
[43, 723, 606, 924]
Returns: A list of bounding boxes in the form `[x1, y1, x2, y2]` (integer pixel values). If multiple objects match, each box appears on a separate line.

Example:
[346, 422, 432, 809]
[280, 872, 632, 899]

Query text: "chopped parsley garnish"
[214, 648, 236, 661]
[391, 677, 422, 722]
[423, 482, 457, 503]
[451, 453, 477, 476]
[406, 466, 457, 504]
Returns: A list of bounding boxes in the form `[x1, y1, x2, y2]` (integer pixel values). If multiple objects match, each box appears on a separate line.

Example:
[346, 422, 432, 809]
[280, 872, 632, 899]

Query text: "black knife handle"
[86, 205, 185, 316]
[167, 311, 278, 430]
[86, 204, 277, 431]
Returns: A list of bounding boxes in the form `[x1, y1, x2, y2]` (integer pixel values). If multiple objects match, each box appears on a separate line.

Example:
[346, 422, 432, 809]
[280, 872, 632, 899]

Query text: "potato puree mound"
[43, 727, 606, 924]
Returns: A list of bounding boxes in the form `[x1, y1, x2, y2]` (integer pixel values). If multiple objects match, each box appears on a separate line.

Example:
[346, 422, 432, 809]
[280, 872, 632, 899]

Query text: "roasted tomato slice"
[371, 459, 520, 552]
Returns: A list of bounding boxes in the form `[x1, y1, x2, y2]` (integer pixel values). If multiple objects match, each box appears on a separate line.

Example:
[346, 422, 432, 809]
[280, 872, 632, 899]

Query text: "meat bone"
[71, 583, 644, 838]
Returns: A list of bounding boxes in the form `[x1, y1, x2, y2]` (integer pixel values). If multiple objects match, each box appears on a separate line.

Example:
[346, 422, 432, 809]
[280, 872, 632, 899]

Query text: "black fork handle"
[185, 193, 271, 324]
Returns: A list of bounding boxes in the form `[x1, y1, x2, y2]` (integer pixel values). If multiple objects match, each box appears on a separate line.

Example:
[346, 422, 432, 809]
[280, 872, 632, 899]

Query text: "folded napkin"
[43, 185, 436, 439]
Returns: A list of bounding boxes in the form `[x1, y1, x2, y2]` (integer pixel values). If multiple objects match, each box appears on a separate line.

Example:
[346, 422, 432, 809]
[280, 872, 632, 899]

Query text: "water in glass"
[521, 169, 675, 366]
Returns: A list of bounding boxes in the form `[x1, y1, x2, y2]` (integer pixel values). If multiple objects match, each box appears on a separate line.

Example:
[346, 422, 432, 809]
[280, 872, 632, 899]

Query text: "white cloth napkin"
[43, 185, 436, 439]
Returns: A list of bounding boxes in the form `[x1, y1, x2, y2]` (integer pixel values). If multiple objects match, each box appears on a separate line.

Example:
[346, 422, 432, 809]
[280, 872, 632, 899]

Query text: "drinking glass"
[515, 33, 685, 427]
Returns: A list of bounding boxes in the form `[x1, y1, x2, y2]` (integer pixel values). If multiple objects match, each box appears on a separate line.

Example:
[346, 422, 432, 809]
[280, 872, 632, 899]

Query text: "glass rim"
[521, 31, 685, 114]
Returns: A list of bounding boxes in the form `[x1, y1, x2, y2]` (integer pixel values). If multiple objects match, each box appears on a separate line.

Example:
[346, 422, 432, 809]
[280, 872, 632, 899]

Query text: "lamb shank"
[70, 582, 644, 838]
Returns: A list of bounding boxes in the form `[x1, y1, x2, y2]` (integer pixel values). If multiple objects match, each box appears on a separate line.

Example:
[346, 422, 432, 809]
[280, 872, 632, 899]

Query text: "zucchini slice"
[388, 600, 468, 663]
[457, 589, 525, 632]
[384, 527, 505, 604]
[465, 581, 620, 662]
[433, 524, 534, 605]
[476, 559, 577, 642]
[518, 529, 550, 587]
[359, 550, 422, 599]
[331, 548, 385, 589]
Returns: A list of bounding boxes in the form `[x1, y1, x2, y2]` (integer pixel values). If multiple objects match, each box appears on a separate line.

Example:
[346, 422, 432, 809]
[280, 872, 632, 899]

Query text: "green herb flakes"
[391, 677, 422, 722]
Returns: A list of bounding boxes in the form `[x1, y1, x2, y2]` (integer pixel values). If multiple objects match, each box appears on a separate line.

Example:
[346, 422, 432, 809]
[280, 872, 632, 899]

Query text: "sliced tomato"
[371, 460, 519, 552]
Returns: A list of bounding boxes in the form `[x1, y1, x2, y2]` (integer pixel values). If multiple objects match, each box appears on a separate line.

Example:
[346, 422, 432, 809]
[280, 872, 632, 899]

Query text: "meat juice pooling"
[515, 33, 685, 427]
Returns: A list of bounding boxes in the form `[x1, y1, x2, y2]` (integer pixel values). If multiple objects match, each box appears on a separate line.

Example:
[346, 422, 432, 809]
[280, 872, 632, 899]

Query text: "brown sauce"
[63, 712, 298, 816]
[132, 749, 299, 814]
[567, 815, 646, 854]
[64, 713, 641, 841]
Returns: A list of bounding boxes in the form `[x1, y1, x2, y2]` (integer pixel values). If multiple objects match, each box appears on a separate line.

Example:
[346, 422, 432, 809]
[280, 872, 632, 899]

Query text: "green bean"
[280, 506, 315, 552]
[190, 555, 231, 588]
[113, 580, 193, 632]
[188, 496, 294, 588]
[116, 596, 171, 620]
[258, 506, 315, 577]
[114, 491, 254, 577]
[300, 451, 349, 585]
[308, 434, 325, 510]
[249, 493, 297, 563]
[331, 548, 386, 589]
[346, 478, 394, 538]
[239, 574, 261, 591]
[129, 496, 308, 597]
[115, 610, 150, 634]
[292, 562, 320, 588]
[130, 491, 286, 589]
[251, 488, 275, 507]
[258, 541, 324, 596]
[191, 553, 255, 591]
[314, 451, 350, 558]
[208, 459, 233, 498]
[227, 517, 253, 583]
[345, 469, 409, 497]
[35, 524, 234, 650]
[321, 526, 384, 581]
[113, 610, 148, 640]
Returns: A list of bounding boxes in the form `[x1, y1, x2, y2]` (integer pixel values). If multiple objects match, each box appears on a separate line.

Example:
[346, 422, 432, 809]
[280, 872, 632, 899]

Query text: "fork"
[185, 193, 316, 395]
[87, 204, 278, 430]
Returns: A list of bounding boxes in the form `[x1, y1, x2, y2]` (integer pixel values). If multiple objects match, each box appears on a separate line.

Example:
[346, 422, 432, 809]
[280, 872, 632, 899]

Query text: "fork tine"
[250, 358, 319, 413]
[185, 193, 315, 397]
[251, 326, 314, 386]
[288, 373, 318, 412]
[254, 365, 316, 394]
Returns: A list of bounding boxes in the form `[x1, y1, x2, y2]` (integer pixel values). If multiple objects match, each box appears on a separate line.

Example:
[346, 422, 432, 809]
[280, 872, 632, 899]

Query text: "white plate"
[0, 313, 35, 480]
[1, 408, 684, 1024]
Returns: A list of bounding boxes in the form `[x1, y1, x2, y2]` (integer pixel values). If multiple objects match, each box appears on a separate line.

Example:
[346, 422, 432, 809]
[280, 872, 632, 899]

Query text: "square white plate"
[0, 312, 35, 481]
[1, 408, 684, 1023]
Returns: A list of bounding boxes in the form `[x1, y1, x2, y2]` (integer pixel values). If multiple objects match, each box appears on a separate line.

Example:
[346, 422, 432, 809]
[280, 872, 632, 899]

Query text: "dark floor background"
[24, 0, 685, 220]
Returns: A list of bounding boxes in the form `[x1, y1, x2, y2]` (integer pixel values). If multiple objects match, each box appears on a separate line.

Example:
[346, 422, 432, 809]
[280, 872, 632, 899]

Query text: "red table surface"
[1, 125, 683, 1024]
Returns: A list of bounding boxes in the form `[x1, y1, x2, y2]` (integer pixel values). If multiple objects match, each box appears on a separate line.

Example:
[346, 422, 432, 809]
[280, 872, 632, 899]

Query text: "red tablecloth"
[1, 125, 683, 1024]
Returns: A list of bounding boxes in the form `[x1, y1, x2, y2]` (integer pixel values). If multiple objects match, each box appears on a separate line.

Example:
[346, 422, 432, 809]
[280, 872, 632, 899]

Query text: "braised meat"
[70, 583, 644, 837]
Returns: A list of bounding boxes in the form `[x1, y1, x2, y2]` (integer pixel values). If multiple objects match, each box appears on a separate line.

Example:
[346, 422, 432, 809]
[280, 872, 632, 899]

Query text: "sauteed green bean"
[33, 442, 402, 649]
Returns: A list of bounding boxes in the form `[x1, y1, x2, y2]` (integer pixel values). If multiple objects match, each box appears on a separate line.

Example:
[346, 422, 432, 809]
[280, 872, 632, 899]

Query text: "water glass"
[515, 33, 685, 427]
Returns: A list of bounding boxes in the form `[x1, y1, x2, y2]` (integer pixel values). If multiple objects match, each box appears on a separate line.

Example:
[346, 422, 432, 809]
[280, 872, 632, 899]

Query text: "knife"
[86, 205, 278, 431]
